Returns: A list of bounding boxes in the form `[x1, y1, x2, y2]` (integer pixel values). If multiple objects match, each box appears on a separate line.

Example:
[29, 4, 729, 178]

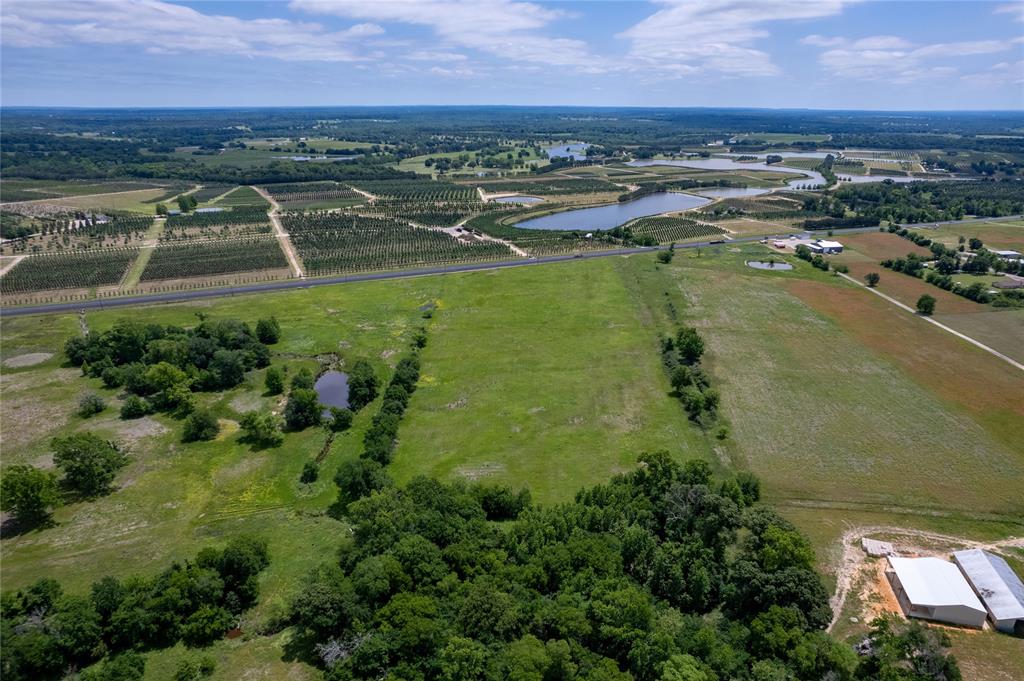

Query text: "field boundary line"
[837, 272, 1024, 372]
[250, 185, 305, 279]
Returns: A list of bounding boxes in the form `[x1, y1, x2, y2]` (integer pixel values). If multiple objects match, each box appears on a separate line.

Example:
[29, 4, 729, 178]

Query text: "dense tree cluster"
[1, 537, 269, 681]
[291, 454, 959, 680]
[835, 180, 1024, 224]
[64, 317, 276, 417]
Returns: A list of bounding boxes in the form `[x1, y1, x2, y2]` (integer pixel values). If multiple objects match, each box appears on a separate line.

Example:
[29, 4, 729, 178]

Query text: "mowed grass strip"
[391, 260, 713, 504]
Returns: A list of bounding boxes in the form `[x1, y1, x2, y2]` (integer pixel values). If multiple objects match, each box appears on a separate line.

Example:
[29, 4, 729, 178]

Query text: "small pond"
[314, 371, 349, 416]
[545, 142, 589, 159]
[493, 195, 544, 204]
[746, 260, 794, 271]
[515, 191, 711, 231]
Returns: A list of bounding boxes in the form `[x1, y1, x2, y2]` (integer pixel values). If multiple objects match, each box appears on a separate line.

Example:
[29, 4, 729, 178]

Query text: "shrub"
[120, 395, 152, 419]
[348, 360, 379, 411]
[301, 461, 320, 484]
[285, 389, 321, 430]
[52, 433, 127, 498]
[78, 393, 107, 418]
[864, 272, 880, 287]
[255, 317, 281, 344]
[657, 249, 674, 264]
[291, 367, 315, 391]
[183, 410, 220, 442]
[916, 294, 937, 316]
[329, 407, 354, 432]
[264, 366, 285, 395]
[0, 465, 61, 525]
[239, 411, 284, 447]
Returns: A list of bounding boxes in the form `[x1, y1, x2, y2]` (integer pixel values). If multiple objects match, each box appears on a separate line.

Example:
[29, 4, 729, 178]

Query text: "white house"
[953, 549, 1024, 634]
[808, 239, 844, 254]
[887, 556, 987, 628]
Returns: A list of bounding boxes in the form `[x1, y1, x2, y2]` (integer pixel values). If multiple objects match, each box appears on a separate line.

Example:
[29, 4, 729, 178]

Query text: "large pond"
[493, 195, 544, 204]
[545, 142, 589, 159]
[695, 186, 771, 199]
[314, 371, 349, 416]
[626, 158, 826, 189]
[515, 191, 711, 231]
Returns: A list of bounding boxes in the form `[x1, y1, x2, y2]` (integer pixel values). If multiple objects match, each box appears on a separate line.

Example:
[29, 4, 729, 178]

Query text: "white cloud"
[407, 51, 468, 63]
[0, 0, 380, 61]
[801, 34, 846, 47]
[618, 0, 852, 78]
[291, 0, 602, 70]
[961, 60, 1024, 87]
[994, 2, 1024, 22]
[809, 33, 1016, 84]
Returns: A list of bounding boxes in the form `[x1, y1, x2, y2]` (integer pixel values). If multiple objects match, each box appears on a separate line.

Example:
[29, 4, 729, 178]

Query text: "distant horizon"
[3, 104, 1023, 114]
[2, 1, 1021, 109]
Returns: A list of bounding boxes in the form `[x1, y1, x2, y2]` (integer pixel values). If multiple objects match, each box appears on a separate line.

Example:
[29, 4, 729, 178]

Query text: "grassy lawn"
[3, 247, 1021, 679]
[914, 221, 1024, 250]
[34, 188, 180, 214]
[391, 261, 714, 503]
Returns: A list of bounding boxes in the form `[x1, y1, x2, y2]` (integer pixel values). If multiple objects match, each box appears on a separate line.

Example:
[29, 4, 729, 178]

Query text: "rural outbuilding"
[886, 556, 987, 628]
[953, 549, 1024, 634]
[809, 239, 844, 254]
[991, 249, 1022, 260]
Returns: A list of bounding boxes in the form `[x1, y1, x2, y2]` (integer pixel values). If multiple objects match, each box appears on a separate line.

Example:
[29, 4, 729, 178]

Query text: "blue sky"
[2, 1, 1022, 110]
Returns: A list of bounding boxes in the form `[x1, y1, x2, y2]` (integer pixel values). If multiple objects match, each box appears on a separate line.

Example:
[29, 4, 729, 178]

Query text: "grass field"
[14, 188, 182, 214]
[913, 220, 1024, 250]
[2, 245, 1022, 679]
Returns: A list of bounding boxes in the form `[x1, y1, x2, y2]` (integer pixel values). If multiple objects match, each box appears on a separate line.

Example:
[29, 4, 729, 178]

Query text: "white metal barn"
[953, 549, 1024, 634]
[886, 556, 987, 628]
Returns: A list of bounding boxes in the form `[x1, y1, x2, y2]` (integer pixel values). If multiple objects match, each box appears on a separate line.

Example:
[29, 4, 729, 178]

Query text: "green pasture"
[3, 245, 1022, 679]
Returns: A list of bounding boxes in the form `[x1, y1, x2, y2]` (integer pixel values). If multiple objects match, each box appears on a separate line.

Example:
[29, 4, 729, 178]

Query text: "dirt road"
[250, 185, 305, 279]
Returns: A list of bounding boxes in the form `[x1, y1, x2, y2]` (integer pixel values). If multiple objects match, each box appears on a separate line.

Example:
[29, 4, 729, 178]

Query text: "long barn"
[886, 556, 987, 628]
[953, 549, 1024, 634]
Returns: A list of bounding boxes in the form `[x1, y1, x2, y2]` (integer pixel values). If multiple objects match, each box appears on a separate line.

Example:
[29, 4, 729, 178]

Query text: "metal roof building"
[886, 556, 987, 628]
[953, 549, 1024, 634]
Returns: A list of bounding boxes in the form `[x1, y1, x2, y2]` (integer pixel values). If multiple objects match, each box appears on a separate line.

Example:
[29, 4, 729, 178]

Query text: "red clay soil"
[840, 232, 932, 260]
[785, 279, 1024, 446]
[842, 260, 981, 314]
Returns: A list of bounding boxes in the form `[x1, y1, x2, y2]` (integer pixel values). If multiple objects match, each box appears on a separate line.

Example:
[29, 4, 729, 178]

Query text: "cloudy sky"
[2, 0, 1022, 109]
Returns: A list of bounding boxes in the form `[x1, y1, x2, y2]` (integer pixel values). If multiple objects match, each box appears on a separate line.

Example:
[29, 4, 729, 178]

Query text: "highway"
[1, 236, 773, 318]
[0, 219, 1003, 318]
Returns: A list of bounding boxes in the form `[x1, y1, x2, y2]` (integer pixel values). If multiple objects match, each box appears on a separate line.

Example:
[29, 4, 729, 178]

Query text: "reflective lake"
[515, 191, 711, 231]
[625, 159, 826, 189]
[493, 195, 544, 204]
[695, 187, 771, 199]
[545, 143, 589, 159]
[314, 371, 349, 416]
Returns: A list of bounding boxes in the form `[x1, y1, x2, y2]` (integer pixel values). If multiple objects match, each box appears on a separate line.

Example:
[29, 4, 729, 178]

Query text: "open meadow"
[2, 242, 1022, 678]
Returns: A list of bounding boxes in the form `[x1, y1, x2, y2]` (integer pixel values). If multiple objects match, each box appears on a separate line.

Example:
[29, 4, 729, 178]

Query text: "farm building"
[991, 249, 1022, 260]
[953, 549, 1024, 634]
[886, 556, 987, 628]
[808, 239, 844, 254]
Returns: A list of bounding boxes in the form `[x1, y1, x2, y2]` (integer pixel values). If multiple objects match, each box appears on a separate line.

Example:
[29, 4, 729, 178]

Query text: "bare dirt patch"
[87, 415, 170, 447]
[2, 352, 53, 368]
[840, 231, 931, 261]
